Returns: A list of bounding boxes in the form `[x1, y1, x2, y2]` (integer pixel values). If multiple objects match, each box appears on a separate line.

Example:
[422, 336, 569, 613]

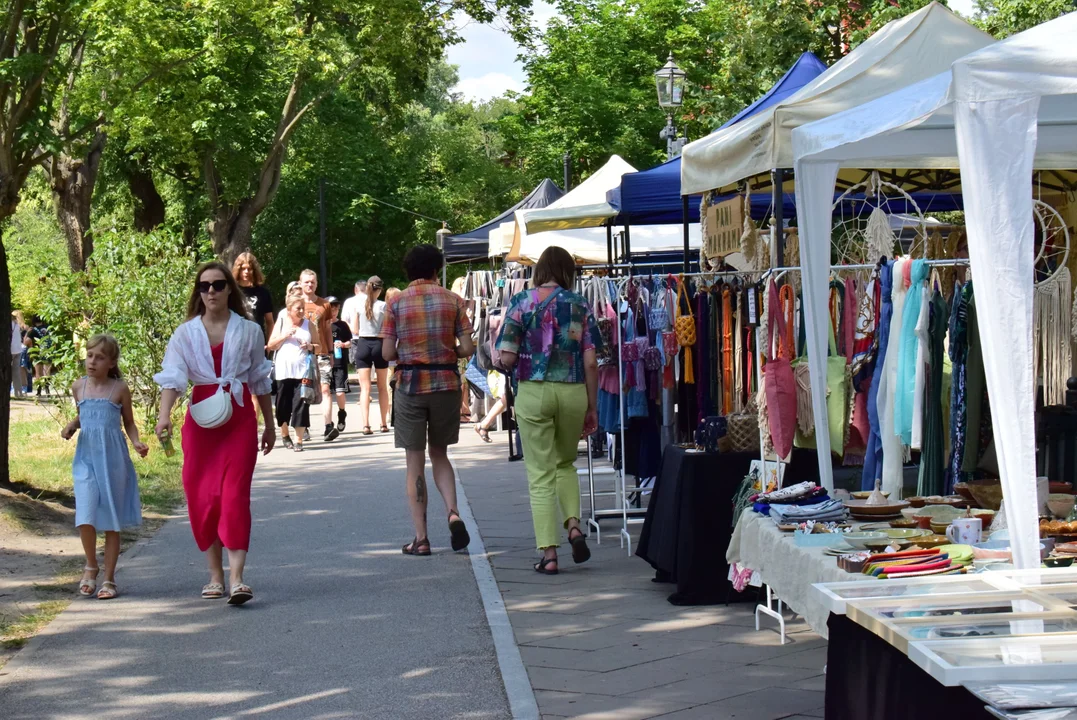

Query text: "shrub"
[40, 230, 211, 429]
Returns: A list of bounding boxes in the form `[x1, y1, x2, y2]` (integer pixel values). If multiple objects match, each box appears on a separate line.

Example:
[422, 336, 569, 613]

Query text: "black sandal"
[282, 435, 294, 450]
[402, 537, 431, 556]
[569, 527, 591, 565]
[448, 510, 470, 552]
[363, 426, 373, 436]
[380, 425, 389, 433]
[534, 557, 559, 575]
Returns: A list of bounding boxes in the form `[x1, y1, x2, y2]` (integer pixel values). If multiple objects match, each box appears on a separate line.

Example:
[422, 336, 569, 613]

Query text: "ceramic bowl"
[913, 534, 950, 549]
[864, 537, 915, 552]
[890, 518, 919, 529]
[953, 482, 976, 504]
[851, 490, 891, 500]
[1050, 482, 1075, 494]
[930, 520, 952, 535]
[972, 539, 1048, 561]
[881, 528, 931, 540]
[970, 508, 997, 528]
[907, 496, 928, 508]
[1044, 556, 1075, 568]
[901, 507, 921, 520]
[1047, 493, 1075, 519]
[915, 505, 963, 521]
[842, 531, 888, 550]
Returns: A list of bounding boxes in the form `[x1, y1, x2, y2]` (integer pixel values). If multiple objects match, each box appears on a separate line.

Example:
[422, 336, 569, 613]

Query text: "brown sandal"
[534, 557, 559, 575]
[402, 537, 431, 556]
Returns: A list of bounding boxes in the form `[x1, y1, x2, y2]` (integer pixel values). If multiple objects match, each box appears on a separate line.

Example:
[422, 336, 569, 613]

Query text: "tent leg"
[624, 223, 632, 263]
[682, 195, 690, 274]
[606, 223, 613, 275]
[772, 168, 785, 267]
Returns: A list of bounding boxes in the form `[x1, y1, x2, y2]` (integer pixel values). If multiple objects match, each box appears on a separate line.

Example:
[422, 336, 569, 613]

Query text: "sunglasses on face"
[198, 279, 228, 293]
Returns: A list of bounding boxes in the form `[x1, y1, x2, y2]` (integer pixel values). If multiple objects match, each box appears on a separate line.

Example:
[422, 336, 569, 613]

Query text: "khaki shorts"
[394, 389, 461, 451]
[317, 355, 332, 386]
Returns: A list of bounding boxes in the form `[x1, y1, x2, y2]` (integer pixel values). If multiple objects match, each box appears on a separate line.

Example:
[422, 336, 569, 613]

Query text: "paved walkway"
[453, 431, 827, 720]
[0, 411, 510, 720]
[0, 396, 827, 720]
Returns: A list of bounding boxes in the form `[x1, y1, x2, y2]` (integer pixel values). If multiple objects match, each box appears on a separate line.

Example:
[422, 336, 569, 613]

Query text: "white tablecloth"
[726, 509, 853, 638]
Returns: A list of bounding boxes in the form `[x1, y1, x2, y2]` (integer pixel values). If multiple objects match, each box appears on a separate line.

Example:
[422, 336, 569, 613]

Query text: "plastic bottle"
[159, 431, 176, 457]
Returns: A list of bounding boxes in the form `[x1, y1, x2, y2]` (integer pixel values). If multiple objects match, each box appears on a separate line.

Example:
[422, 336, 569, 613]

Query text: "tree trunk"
[125, 155, 166, 232]
[207, 202, 257, 266]
[50, 130, 107, 272]
[0, 237, 12, 487]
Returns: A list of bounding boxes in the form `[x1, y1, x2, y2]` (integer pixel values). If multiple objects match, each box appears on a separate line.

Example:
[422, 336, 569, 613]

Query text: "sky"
[447, 0, 978, 102]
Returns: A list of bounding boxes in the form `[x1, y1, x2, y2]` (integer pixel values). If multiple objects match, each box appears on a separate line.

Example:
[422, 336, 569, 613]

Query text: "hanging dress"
[918, 290, 948, 497]
[862, 262, 893, 490]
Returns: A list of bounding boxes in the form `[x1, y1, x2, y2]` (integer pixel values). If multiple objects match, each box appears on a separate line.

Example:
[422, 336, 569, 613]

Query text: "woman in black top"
[233, 253, 275, 342]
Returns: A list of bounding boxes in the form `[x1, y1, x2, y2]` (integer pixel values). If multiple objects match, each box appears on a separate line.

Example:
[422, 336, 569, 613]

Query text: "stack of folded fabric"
[751, 482, 847, 523]
[861, 547, 972, 578]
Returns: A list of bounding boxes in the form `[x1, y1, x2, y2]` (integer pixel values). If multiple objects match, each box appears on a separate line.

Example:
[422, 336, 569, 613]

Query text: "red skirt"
[182, 381, 258, 552]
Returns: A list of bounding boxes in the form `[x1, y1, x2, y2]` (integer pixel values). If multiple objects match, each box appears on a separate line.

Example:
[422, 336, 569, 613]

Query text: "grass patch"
[9, 418, 185, 516]
[0, 600, 70, 649]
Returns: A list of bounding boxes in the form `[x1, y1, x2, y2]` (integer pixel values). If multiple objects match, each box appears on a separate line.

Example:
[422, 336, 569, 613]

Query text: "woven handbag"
[648, 281, 670, 331]
[726, 398, 760, 453]
[674, 275, 696, 383]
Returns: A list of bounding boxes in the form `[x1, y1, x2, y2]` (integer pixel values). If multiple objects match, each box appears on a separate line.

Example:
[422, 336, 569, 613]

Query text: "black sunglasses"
[198, 279, 228, 293]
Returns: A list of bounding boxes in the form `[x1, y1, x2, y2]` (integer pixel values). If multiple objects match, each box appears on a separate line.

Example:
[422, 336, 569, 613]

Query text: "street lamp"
[654, 53, 687, 159]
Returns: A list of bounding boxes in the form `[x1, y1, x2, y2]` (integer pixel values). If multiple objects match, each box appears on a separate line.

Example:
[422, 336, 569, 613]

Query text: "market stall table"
[726, 509, 853, 637]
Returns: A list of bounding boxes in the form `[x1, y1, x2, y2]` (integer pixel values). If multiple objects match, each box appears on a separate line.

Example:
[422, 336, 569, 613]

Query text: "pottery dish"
[842, 531, 888, 550]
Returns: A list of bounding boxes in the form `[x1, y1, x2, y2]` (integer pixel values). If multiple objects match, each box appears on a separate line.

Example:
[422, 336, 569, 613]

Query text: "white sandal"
[201, 582, 225, 599]
[78, 567, 99, 597]
[97, 581, 118, 600]
[228, 583, 253, 606]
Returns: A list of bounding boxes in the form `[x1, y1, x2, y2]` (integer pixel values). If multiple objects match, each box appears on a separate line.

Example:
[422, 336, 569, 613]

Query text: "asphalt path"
[0, 409, 511, 720]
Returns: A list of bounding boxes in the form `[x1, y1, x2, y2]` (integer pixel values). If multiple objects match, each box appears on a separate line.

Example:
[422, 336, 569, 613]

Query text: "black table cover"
[825, 614, 993, 720]
[636, 447, 820, 606]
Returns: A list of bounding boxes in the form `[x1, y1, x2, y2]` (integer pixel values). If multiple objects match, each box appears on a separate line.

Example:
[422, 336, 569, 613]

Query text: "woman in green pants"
[497, 246, 601, 575]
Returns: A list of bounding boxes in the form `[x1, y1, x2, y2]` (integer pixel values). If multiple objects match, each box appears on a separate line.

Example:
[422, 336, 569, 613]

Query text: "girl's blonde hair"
[86, 334, 122, 379]
[384, 287, 402, 304]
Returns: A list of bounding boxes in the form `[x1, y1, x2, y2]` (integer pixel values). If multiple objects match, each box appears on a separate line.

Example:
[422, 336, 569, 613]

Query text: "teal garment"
[895, 260, 929, 446]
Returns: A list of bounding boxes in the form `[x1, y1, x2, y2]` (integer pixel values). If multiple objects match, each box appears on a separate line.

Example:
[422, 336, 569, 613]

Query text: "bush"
[39, 230, 211, 429]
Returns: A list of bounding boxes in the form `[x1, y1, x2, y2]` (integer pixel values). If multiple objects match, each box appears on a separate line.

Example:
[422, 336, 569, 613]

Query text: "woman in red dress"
[155, 262, 275, 605]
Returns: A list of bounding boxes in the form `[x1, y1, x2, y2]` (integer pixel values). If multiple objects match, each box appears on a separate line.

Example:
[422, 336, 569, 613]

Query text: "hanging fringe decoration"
[1035, 266, 1073, 405]
[1072, 284, 1077, 344]
[864, 206, 897, 263]
[741, 207, 760, 271]
[794, 363, 814, 436]
[942, 230, 963, 300]
[784, 230, 801, 297]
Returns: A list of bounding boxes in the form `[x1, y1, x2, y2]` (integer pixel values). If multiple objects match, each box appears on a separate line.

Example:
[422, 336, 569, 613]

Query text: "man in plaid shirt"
[382, 244, 475, 556]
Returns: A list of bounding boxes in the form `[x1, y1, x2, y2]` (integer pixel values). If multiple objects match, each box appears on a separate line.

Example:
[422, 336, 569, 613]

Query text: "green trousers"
[516, 380, 588, 549]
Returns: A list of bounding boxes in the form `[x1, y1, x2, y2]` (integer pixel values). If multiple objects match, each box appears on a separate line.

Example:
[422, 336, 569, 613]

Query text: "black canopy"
[444, 179, 564, 260]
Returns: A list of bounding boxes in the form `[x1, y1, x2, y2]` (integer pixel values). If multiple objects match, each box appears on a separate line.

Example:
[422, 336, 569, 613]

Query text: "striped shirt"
[381, 279, 472, 395]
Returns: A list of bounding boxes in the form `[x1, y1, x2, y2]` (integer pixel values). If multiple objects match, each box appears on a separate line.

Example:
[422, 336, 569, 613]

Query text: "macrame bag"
[674, 275, 696, 383]
[763, 281, 797, 459]
[727, 397, 760, 453]
[826, 311, 851, 460]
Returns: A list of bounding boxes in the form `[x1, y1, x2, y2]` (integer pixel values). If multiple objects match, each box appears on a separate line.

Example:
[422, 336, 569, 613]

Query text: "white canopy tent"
[508, 154, 705, 264]
[517, 155, 634, 235]
[792, 11, 1077, 571]
[679, 2, 994, 195]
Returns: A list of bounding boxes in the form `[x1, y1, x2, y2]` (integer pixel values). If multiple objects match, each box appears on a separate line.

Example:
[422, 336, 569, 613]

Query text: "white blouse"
[154, 311, 273, 405]
[272, 317, 312, 381]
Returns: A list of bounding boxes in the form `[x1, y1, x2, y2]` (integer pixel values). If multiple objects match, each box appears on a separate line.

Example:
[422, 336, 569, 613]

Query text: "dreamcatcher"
[831, 170, 926, 266]
[1033, 199, 1072, 406]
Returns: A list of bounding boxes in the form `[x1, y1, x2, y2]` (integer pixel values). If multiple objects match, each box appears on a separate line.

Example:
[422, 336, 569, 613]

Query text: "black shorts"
[354, 337, 388, 370]
[331, 366, 349, 394]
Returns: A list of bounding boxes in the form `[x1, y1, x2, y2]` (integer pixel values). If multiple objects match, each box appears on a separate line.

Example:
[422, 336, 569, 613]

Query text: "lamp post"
[654, 53, 687, 449]
[654, 53, 687, 160]
[436, 224, 451, 287]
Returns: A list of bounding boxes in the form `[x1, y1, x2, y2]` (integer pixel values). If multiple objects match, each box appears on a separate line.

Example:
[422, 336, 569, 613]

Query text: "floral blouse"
[497, 287, 602, 383]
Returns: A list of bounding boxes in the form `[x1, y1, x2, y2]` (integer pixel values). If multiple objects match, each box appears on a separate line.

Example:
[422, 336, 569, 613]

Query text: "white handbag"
[189, 384, 233, 428]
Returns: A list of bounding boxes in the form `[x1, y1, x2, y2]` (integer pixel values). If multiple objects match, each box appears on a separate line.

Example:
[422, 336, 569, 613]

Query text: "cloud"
[453, 72, 524, 102]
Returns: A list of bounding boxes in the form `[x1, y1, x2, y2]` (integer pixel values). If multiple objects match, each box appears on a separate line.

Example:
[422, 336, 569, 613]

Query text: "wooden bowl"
[953, 482, 976, 504]
[966, 479, 1004, 511]
[844, 499, 910, 517]
[971, 508, 997, 529]
[851, 490, 891, 500]
[907, 496, 927, 508]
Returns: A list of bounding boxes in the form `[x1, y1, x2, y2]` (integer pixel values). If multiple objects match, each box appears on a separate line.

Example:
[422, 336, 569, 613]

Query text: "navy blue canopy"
[444, 179, 564, 260]
[610, 52, 829, 225]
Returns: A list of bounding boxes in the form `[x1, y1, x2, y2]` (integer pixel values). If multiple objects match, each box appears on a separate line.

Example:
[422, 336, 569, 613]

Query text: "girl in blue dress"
[61, 334, 148, 599]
